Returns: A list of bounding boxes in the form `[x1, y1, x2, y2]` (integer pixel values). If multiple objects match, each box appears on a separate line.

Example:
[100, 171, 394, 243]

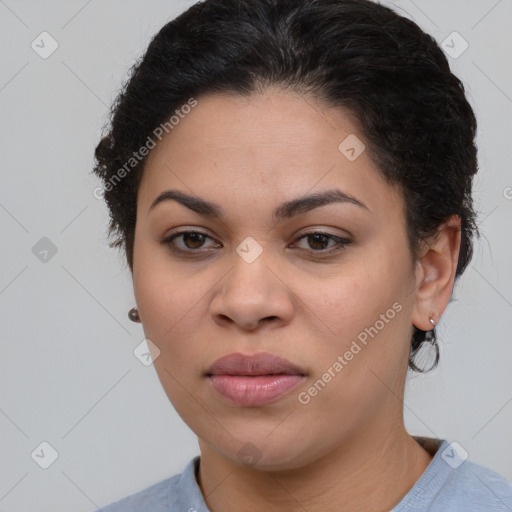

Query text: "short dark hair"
[93, 0, 479, 372]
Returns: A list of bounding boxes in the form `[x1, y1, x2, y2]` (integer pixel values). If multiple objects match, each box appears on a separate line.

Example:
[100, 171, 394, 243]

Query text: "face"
[132, 89, 422, 470]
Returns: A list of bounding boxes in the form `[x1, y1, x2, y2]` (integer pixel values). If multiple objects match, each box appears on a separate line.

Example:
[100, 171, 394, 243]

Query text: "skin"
[132, 88, 461, 511]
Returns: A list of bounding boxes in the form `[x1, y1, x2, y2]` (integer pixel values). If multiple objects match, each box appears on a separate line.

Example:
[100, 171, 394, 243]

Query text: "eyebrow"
[149, 188, 369, 221]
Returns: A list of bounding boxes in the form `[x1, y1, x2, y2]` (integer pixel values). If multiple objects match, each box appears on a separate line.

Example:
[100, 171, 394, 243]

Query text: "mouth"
[206, 352, 306, 406]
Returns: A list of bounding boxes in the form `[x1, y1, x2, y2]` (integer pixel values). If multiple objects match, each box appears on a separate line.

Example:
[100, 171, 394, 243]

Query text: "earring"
[128, 307, 141, 323]
[428, 312, 436, 327]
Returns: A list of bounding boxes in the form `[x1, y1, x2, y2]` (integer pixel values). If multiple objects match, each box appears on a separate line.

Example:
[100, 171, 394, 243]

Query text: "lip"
[207, 352, 305, 376]
[206, 352, 306, 406]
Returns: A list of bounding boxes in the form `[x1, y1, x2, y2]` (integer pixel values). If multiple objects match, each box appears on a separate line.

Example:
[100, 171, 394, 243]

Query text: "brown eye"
[162, 230, 220, 253]
[306, 233, 331, 250]
[181, 232, 207, 249]
[293, 231, 351, 255]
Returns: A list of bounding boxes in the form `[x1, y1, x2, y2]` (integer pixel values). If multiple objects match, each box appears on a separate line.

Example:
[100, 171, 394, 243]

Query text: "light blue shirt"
[95, 438, 512, 511]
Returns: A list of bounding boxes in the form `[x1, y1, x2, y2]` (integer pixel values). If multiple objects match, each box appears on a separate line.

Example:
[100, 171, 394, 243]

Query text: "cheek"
[133, 262, 210, 416]
[134, 269, 208, 350]
[293, 254, 411, 348]
[291, 265, 412, 415]
[290, 253, 415, 416]
[132, 241, 205, 354]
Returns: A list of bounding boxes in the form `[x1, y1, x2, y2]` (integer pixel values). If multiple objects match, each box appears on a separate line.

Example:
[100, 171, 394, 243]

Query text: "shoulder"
[395, 439, 512, 511]
[92, 457, 201, 512]
[435, 457, 512, 510]
[94, 475, 174, 512]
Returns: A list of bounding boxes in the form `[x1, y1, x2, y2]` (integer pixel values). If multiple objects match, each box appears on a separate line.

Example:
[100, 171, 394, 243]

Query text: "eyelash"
[161, 229, 351, 257]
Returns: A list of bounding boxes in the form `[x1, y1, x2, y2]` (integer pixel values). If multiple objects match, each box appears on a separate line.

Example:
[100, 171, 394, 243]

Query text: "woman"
[92, 0, 512, 510]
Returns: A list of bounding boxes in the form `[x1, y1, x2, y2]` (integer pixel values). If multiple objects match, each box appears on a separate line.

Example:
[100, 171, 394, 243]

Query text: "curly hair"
[92, 0, 479, 372]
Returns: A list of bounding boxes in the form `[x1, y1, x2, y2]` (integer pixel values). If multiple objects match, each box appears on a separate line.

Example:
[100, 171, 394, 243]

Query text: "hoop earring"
[128, 307, 141, 323]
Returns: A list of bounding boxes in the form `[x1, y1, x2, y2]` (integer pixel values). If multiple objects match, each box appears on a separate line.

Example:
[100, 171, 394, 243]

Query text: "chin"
[210, 432, 321, 472]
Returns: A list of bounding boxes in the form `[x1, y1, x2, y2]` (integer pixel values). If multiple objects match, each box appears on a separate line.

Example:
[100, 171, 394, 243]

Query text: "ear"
[411, 215, 461, 331]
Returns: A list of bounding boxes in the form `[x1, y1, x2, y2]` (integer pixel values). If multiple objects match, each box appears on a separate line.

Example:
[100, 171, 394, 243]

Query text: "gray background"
[0, 1, 511, 510]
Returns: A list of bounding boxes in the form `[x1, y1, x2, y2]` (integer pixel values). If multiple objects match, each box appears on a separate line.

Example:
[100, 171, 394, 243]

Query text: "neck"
[197, 424, 433, 512]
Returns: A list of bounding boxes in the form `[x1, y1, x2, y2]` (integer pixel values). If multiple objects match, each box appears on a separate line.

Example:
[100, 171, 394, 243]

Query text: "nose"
[209, 251, 294, 332]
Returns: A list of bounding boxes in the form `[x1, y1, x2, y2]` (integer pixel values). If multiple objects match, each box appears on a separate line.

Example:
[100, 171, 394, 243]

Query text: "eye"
[161, 229, 351, 257]
[162, 230, 220, 253]
[292, 231, 351, 255]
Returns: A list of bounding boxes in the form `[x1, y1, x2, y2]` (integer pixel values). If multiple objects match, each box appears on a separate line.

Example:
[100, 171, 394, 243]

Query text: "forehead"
[138, 90, 402, 220]
[145, 89, 359, 165]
